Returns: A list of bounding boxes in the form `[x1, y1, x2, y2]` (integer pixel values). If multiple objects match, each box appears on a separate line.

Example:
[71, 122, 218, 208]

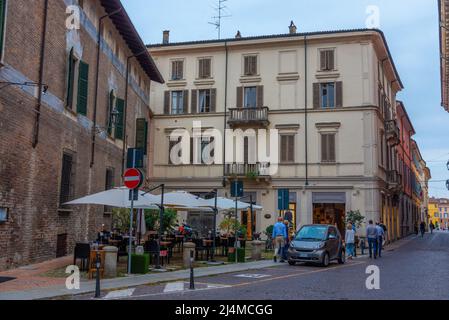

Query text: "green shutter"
[107, 90, 115, 135]
[77, 61, 89, 116]
[0, 0, 6, 58]
[115, 98, 125, 140]
[135, 118, 148, 155]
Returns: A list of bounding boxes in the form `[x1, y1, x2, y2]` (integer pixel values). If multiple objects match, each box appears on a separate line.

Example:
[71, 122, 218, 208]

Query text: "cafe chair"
[73, 243, 90, 272]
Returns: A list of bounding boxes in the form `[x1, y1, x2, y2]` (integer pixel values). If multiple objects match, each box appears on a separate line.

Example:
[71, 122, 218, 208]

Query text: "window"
[107, 90, 115, 136]
[244, 55, 258, 76]
[195, 136, 215, 164]
[171, 60, 184, 80]
[321, 134, 336, 163]
[115, 98, 125, 140]
[319, 49, 335, 71]
[59, 152, 75, 207]
[198, 58, 211, 79]
[244, 87, 257, 108]
[280, 135, 295, 163]
[380, 131, 385, 167]
[320, 83, 335, 109]
[171, 91, 184, 114]
[76, 60, 89, 116]
[198, 89, 211, 113]
[0, 0, 6, 61]
[104, 168, 114, 214]
[0, 207, 8, 223]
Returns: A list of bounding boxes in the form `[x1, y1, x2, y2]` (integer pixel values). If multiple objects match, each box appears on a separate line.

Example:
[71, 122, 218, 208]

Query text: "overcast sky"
[122, 0, 449, 198]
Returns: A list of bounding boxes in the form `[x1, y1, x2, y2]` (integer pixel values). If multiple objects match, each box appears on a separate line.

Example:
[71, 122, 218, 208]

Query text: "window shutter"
[329, 134, 336, 161]
[250, 56, 257, 75]
[244, 56, 250, 75]
[313, 83, 320, 109]
[107, 90, 115, 135]
[244, 137, 249, 163]
[183, 90, 189, 114]
[190, 137, 194, 164]
[204, 59, 211, 78]
[0, 0, 5, 58]
[164, 91, 170, 114]
[320, 51, 327, 71]
[210, 88, 217, 112]
[198, 59, 204, 78]
[76, 61, 89, 116]
[257, 86, 264, 108]
[135, 118, 147, 155]
[178, 61, 183, 79]
[191, 90, 197, 114]
[66, 48, 75, 108]
[336, 81, 343, 108]
[236, 87, 243, 108]
[280, 136, 287, 163]
[328, 50, 335, 70]
[321, 134, 328, 162]
[287, 135, 295, 162]
[115, 98, 125, 140]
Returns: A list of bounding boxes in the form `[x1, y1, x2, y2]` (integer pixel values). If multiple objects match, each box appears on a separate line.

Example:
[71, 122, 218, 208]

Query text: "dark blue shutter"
[76, 61, 89, 116]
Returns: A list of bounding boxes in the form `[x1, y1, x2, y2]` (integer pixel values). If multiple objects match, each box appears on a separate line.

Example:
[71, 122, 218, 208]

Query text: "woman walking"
[345, 223, 356, 259]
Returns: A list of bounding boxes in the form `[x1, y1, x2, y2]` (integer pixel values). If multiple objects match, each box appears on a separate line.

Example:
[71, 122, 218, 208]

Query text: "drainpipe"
[122, 50, 148, 177]
[32, 0, 49, 148]
[304, 35, 309, 186]
[90, 8, 123, 168]
[222, 42, 229, 187]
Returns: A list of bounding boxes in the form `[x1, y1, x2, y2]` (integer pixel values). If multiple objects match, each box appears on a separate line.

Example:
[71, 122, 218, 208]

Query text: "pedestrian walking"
[272, 217, 287, 263]
[345, 223, 355, 259]
[419, 221, 426, 238]
[429, 222, 435, 234]
[375, 222, 385, 258]
[366, 220, 378, 259]
[282, 220, 291, 261]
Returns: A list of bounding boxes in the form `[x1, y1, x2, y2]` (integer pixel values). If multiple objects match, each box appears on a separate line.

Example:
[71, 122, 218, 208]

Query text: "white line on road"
[163, 282, 185, 293]
[103, 288, 135, 300]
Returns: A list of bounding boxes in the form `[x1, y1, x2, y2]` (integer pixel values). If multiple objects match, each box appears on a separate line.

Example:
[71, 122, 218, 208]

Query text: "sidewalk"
[0, 259, 278, 300]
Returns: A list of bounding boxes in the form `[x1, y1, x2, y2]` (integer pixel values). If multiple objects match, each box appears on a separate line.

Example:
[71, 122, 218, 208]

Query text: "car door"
[327, 227, 339, 259]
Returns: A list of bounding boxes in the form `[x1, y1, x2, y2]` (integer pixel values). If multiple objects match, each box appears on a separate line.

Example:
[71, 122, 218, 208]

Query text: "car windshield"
[295, 226, 327, 241]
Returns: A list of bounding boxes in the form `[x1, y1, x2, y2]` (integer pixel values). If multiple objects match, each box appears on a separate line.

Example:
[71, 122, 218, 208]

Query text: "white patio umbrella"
[152, 191, 213, 212]
[64, 187, 160, 209]
[204, 197, 263, 211]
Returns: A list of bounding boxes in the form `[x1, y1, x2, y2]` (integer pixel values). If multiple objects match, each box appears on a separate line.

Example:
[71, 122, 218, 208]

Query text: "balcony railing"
[387, 170, 402, 192]
[225, 162, 271, 178]
[386, 120, 400, 146]
[228, 107, 270, 127]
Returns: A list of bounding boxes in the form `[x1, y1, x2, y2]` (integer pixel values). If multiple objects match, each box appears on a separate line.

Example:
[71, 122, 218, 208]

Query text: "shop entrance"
[313, 203, 346, 236]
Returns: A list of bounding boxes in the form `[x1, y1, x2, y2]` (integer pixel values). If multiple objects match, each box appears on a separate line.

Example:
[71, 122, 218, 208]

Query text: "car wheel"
[288, 260, 296, 266]
[322, 252, 330, 267]
[338, 250, 346, 264]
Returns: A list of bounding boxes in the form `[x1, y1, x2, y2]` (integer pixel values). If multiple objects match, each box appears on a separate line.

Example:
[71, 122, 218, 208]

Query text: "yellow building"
[428, 198, 440, 227]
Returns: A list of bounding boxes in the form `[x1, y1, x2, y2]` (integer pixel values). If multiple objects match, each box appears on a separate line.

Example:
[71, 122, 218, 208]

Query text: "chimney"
[235, 30, 242, 39]
[289, 21, 297, 34]
[162, 30, 170, 44]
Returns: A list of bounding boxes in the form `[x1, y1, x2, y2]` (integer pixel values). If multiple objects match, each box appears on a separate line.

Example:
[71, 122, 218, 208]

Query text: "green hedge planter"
[228, 248, 245, 263]
[131, 253, 149, 274]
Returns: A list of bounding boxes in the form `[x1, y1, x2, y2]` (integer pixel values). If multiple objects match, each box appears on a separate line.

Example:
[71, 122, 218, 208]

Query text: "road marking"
[103, 288, 135, 300]
[234, 274, 270, 279]
[163, 282, 184, 293]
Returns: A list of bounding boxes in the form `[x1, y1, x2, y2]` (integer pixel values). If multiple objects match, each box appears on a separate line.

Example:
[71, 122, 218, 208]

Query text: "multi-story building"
[428, 198, 440, 227]
[438, 199, 449, 229]
[148, 25, 406, 239]
[439, 0, 449, 112]
[410, 140, 431, 227]
[0, 0, 163, 270]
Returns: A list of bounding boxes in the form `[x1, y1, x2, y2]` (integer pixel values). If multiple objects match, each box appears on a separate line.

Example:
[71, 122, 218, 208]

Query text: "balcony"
[227, 107, 270, 128]
[225, 162, 271, 181]
[386, 120, 400, 146]
[387, 170, 402, 193]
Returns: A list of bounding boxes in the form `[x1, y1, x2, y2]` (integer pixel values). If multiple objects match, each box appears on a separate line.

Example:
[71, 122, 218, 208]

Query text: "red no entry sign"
[124, 168, 143, 190]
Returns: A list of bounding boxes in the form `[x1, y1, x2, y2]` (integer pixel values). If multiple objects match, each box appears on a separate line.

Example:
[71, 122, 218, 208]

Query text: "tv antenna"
[208, 0, 231, 39]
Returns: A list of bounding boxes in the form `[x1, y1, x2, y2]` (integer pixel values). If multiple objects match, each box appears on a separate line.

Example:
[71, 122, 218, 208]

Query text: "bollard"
[189, 250, 195, 290]
[95, 252, 101, 298]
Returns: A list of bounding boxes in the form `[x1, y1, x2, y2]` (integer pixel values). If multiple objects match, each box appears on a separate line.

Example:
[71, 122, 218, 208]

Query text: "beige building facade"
[148, 27, 405, 239]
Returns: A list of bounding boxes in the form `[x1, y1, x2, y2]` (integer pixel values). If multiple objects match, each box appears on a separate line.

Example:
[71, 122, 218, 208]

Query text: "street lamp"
[446, 180, 449, 191]
[0, 81, 48, 93]
[446, 160, 449, 171]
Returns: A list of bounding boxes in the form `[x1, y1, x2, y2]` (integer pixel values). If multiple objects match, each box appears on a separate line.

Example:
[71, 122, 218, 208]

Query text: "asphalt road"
[80, 231, 449, 300]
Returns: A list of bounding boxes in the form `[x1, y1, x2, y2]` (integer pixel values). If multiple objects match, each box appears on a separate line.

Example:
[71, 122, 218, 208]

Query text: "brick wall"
[0, 0, 154, 270]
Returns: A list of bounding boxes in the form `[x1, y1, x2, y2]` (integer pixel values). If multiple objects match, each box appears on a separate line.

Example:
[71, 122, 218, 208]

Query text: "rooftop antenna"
[208, 0, 231, 39]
